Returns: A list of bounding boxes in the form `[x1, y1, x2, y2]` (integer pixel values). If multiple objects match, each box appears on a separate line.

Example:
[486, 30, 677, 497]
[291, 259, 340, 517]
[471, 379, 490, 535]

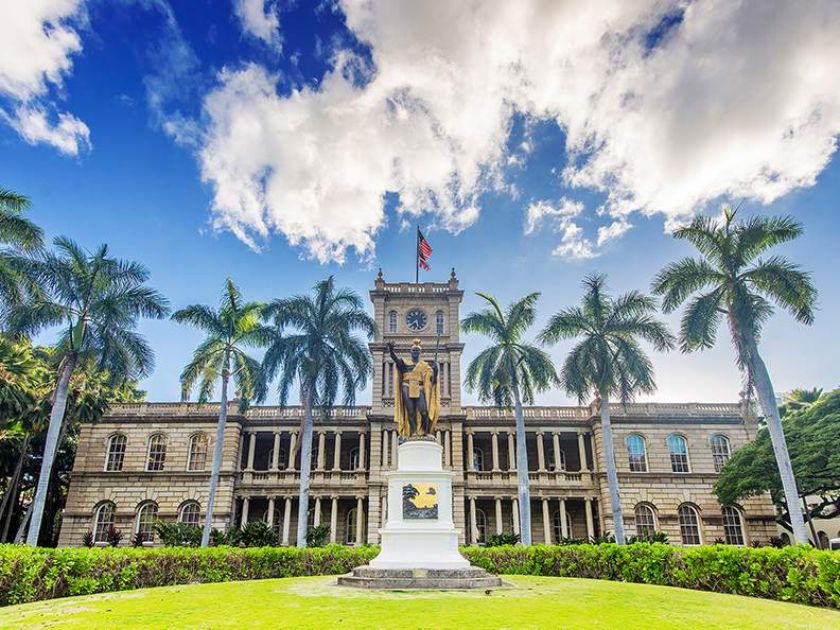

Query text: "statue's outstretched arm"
[386, 341, 406, 372]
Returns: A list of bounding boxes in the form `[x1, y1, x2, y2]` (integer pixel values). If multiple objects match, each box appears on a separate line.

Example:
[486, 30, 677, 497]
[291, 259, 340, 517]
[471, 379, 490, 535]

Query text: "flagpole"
[416, 225, 420, 284]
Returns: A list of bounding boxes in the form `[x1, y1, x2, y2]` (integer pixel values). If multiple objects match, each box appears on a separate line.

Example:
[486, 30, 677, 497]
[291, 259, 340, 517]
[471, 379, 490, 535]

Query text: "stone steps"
[337, 565, 504, 590]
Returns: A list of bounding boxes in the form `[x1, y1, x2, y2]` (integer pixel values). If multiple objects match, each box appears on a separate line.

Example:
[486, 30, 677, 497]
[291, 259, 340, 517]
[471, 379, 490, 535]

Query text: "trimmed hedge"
[463, 544, 840, 608]
[0, 544, 377, 606]
[0, 543, 837, 608]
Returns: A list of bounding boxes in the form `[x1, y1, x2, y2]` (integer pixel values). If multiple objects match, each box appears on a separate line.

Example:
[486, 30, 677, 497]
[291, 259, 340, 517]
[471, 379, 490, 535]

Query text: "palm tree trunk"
[598, 390, 626, 544]
[744, 335, 809, 545]
[296, 383, 314, 548]
[25, 352, 77, 546]
[512, 381, 531, 546]
[201, 357, 230, 547]
[803, 497, 820, 548]
[0, 433, 30, 541]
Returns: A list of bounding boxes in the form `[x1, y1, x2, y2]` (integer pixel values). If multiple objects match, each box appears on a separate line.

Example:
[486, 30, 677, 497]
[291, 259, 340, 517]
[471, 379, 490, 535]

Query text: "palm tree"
[652, 209, 817, 545]
[172, 279, 270, 547]
[461, 292, 559, 545]
[779, 387, 824, 418]
[0, 188, 43, 317]
[261, 277, 374, 547]
[7, 237, 169, 545]
[539, 275, 674, 544]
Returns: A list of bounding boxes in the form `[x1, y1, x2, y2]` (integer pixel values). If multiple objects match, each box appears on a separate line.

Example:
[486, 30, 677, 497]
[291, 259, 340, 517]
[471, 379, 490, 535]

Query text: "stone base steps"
[337, 566, 503, 590]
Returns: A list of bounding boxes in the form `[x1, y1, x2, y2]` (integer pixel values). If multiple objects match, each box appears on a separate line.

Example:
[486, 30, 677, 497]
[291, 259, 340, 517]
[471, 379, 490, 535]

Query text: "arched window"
[93, 501, 116, 544]
[722, 506, 745, 545]
[472, 448, 485, 472]
[667, 434, 690, 473]
[626, 434, 648, 472]
[105, 434, 127, 471]
[136, 501, 159, 543]
[634, 504, 657, 539]
[710, 435, 731, 472]
[349, 447, 360, 470]
[552, 509, 574, 541]
[678, 504, 702, 545]
[178, 501, 200, 527]
[388, 311, 398, 333]
[187, 433, 208, 471]
[548, 449, 566, 471]
[474, 508, 487, 544]
[435, 310, 445, 335]
[146, 434, 167, 471]
[818, 531, 830, 549]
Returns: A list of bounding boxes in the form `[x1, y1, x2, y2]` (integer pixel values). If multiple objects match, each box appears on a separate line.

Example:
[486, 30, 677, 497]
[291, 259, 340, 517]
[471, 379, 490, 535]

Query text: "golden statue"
[387, 339, 440, 437]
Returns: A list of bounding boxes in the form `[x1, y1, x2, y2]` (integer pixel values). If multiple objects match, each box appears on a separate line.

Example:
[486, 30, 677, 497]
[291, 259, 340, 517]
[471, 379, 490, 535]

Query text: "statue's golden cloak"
[393, 359, 440, 437]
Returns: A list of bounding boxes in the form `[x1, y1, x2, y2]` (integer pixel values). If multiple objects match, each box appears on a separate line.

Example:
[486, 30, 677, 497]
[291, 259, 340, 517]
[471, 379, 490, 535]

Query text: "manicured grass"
[0, 575, 837, 629]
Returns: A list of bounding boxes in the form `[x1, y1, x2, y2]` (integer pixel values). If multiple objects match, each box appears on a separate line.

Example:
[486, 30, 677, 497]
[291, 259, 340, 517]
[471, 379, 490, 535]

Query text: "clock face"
[405, 309, 428, 331]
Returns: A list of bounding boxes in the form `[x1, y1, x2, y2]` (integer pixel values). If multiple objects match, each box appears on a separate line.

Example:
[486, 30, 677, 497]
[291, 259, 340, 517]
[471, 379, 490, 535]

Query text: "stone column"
[267, 497, 275, 527]
[469, 497, 478, 544]
[313, 497, 322, 527]
[358, 432, 366, 470]
[317, 431, 327, 470]
[542, 498, 551, 544]
[512, 498, 520, 536]
[330, 496, 338, 544]
[495, 497, 503, 534]
[246, 432, 256, 471]
[444, 430, 452, 468]
[536, 432, 546, 471]
[271, 432, 281, 470]
[467, 431, 475, 471]
[287, 433, 297, 471]
[391, 430, 398, 468]
[578, 432, 589, 472]
[585, 498, 595, 539]
[355, 496, 364, 545]
[507, 432, 516, 470]
[381, 495, 388, 526]
[282, 497, 292, 545]
[559, 498, 568, 539]
[240, 496, 250, 526]
[491, 431, 500, 471]
[333, 431, 342, 471]
[552, 432, 562, 471]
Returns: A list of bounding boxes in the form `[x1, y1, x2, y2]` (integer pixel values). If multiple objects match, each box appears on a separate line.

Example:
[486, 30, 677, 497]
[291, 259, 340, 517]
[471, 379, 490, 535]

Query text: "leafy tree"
[539, 275, 674, 544]
[779, 387, 824, 419]
[7, 238, 169, 545]
[261, 277, 374, 548]
[0, 188, 43, 319]
[172, 279, 270, 547]
[652, 209, 817, 544]
[715, 389, 840, 536]
[461, 292, 559, 545]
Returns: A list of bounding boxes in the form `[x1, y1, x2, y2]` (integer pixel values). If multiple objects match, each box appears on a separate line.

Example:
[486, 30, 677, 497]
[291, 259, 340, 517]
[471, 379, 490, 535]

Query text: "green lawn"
[0, 575, 837, 629]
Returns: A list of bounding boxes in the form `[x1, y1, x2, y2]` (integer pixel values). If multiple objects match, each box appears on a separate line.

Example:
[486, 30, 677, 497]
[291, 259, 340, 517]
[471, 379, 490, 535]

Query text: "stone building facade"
[58, 273, 777, 547]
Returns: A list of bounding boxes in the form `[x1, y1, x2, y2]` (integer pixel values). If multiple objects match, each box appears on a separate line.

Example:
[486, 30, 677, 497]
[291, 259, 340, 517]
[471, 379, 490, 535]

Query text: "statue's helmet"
[411, 338, 422, 351]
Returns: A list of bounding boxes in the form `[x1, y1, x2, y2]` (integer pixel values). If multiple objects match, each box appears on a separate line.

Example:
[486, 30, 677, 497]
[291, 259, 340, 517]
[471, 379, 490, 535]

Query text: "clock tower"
[369, 268, 464, 416]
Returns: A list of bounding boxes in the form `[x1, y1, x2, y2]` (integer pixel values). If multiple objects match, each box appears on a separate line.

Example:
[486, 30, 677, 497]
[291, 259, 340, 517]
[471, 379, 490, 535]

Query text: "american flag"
[417, 228, 432, 271]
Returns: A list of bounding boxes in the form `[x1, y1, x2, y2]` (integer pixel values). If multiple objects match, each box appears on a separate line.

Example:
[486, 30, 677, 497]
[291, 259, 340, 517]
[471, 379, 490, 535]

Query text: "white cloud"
[8, 105, 90, 155]
[234, 0, 282, 50]
[524, 198, 595, 261]
[0, 0, 90, 155]
[194, 0, 840, 262]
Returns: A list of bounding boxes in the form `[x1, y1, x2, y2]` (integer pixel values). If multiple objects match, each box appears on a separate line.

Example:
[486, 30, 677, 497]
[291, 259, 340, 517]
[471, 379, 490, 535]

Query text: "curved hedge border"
[0, 543, 837, 608]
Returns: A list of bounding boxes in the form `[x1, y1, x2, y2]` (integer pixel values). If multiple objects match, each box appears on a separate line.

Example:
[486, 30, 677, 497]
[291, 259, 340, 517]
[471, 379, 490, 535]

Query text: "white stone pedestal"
[369, 439, 470, 570]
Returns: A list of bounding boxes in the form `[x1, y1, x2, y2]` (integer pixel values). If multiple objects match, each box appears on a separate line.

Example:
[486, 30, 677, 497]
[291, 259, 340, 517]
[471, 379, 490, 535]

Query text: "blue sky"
[1, 1, 838, 404]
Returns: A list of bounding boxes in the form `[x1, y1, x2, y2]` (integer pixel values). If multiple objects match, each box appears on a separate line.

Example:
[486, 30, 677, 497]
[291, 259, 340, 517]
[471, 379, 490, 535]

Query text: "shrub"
[154, 522, 202, 547]
[306, 524, 330, 547]
[485, 532, 520, 547]
[81, 532, 93, 548]
[240, 521, 278, 547]
[0, 543, 837, 609]
[106, 526, 123, 547]
[0, 544, 377, 606]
